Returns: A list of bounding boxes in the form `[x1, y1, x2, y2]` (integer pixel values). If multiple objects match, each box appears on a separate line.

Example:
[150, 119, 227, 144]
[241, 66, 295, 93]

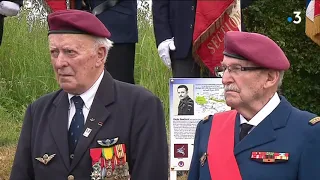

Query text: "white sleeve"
[0, 1, 20, 17]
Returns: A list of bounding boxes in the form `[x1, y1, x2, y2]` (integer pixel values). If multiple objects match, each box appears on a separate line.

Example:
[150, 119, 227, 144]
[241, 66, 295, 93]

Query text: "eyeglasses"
[214, 64, 266, 77]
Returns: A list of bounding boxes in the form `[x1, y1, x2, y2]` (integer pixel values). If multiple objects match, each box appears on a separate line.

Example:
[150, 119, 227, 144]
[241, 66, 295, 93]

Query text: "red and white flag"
[306, 0, 320, 46]
[45, 0, 67, 12]
[192, 0, 241, 74]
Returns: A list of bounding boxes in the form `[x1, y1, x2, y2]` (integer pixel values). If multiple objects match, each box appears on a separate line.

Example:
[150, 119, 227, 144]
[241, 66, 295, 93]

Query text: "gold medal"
[102, 147, 114, 179]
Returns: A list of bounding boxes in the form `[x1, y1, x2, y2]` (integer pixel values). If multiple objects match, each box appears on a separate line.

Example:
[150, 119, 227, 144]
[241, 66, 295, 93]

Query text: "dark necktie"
[239, 123, 254, 141]
[68, 96, 85, 155]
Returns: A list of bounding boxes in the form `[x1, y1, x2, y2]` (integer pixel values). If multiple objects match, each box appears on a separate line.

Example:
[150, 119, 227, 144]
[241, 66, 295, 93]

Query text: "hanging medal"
[113, 144, 130, 179]
[102, 147, 114, 180]
[90, 148, 103, 180]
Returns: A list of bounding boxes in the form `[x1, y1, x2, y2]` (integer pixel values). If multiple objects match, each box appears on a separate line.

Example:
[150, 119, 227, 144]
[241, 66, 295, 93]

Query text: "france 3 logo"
[287, 11, 302, 24]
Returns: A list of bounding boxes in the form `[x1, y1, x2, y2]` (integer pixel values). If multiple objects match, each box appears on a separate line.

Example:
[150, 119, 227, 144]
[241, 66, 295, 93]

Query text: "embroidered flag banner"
[46, 0, 67, 12]
[306, 0, 320, 46]
[192, 0, 241, 74]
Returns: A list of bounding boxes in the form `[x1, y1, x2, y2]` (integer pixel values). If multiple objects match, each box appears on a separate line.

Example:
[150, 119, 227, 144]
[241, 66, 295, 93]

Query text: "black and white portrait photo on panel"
[173, 84, 194, 116]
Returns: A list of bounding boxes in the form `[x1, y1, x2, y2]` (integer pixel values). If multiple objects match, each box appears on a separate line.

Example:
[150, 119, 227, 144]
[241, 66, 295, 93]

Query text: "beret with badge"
[223, 31, 290, 70]
[47, 9, 111, 38]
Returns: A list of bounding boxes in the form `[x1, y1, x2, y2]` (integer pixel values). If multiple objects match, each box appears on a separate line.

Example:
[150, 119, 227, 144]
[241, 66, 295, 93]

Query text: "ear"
[95, 46, 107, 67]
[264, 70, 279, 89]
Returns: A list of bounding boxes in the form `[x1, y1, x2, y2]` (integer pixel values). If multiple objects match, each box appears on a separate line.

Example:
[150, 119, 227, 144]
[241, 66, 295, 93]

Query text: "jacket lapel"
[234, 113, 241, 146]
[49, 90, 70, 170]
[234, 96, 292, 155]
[70, 72, 115, 171]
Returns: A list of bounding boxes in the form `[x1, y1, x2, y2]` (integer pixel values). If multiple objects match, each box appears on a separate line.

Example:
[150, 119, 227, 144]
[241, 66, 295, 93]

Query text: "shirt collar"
[68, 71, 104, 109]
[240, 92, 281, 126]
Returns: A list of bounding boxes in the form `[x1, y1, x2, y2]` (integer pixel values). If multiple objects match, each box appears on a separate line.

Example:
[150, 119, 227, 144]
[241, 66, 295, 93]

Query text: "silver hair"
[277, 70, 285, 89]
[94, 37, 113, 62]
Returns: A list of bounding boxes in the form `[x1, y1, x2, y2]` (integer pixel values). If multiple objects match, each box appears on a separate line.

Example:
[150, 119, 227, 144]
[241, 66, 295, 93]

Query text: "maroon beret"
[47, 9, 111, 38]
[223, 31, 290, 70]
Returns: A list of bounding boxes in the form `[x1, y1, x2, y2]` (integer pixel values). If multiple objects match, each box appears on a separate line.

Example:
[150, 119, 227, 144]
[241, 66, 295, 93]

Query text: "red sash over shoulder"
[207, 110, 242, 180]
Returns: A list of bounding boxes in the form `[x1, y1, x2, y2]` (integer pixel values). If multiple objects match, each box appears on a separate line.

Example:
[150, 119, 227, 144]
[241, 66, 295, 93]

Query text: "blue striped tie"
[68, 96, 85, 155]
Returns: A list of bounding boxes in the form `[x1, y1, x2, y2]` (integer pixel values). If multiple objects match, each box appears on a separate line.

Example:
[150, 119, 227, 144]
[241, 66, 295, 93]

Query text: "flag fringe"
[305, 15, 320, 46]
[192, 1, 236, 73]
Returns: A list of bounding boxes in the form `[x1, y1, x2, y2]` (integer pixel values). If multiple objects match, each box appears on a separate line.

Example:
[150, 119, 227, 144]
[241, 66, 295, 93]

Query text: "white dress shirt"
[67, 71, 104, 129]
[240, 92, 281, 133]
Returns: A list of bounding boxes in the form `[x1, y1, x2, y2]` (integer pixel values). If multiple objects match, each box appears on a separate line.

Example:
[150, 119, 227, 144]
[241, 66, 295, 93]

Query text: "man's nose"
[54, 53, 68, 68]
[222, 70, 233, 85]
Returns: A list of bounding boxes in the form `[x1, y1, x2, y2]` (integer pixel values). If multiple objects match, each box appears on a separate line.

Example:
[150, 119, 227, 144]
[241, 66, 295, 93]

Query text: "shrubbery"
[244, 0, 320, 115]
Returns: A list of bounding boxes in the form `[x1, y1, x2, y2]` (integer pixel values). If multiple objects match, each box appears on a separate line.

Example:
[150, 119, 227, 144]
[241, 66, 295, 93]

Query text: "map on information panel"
[194, 84, 228, 117]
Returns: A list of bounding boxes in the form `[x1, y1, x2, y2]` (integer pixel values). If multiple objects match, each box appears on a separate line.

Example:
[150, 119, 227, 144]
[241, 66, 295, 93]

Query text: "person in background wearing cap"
[0, 0, 23, 46]
[71, 0, 137, 85]
[187, 31, 320, 180]
[10, 10, 168, 180]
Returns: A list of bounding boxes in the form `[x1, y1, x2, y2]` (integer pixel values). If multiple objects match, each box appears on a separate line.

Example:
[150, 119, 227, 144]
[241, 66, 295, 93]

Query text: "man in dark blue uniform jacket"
[152, 0, 256, 78]
[188, 31, 320, 180]
[10, 10, 168, 180]
[76, 0, 137, 84]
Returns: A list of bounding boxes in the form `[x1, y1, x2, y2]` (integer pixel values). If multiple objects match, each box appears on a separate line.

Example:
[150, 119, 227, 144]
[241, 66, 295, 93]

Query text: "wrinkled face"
[49, 34, 105, 95]
[178, 88, 188, 100]
[221, 56, 267, 108]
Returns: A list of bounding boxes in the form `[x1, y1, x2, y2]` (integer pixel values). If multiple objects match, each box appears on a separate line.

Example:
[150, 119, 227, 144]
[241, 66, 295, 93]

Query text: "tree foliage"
[243, 0, 320, 115]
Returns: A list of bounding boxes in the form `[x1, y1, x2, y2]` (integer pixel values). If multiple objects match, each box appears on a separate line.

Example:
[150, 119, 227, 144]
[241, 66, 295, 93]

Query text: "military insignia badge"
[251, 152, 289, 163]
[200, 152, 207, 166]
[309, 117, 320, 125]
[90, 143, 130, 180]
[35, 153, 56, 165]
[97, 137, 119, 147]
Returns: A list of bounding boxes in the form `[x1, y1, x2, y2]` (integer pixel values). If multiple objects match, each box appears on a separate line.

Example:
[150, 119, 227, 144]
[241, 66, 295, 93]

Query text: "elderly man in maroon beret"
[10, 9, 168, 180]
[188, 31, 320, 180]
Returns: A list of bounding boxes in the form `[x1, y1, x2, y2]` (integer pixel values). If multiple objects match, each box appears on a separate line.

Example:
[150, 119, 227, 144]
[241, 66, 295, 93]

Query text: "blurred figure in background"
[152, 0, 256, 78]
[75, 0, 138, 84]
[0, 0, 23, 46]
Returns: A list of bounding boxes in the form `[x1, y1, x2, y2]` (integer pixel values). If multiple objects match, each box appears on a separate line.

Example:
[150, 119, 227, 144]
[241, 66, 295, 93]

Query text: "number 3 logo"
[293, 11, 301, 24]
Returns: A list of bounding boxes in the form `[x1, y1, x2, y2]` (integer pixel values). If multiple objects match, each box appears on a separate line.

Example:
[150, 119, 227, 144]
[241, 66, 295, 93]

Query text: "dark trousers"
[105, 43, 136, 84]
[0, 15, 4, 46]
[171, 50, 201, 78]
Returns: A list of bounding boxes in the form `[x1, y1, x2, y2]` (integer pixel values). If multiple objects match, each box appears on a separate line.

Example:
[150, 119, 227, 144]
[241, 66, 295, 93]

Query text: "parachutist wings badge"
[97, 137, 119, 147]
[35, 153, 56, 165]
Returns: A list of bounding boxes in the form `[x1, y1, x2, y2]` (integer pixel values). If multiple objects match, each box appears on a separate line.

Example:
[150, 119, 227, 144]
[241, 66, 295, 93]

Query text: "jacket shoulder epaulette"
[309, 117, 320, 126]
[202, 115, 212, 124]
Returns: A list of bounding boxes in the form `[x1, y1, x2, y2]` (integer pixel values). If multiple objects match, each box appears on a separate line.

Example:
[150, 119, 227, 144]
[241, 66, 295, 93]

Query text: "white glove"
[157, 37, 176, 69]
[0, 1, 20, 17]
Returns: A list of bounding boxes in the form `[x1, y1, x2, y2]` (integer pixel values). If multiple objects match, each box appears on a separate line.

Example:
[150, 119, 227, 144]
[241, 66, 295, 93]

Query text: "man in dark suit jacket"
[152, 0, 256, 78]
[188, 31, 320, 180]
[10, 10, 168, 180]
[75, 0, 137, 84]
[0, 0, 23, 46]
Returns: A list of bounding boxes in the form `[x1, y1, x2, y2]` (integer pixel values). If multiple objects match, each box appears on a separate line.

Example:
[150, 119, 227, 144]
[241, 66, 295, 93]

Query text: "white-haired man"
[10, 9, 168, 180]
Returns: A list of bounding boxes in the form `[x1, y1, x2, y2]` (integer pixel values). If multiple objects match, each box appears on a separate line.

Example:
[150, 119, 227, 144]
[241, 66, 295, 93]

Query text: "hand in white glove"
[157, 37, 176, 69]
[0, 1, 20, 17]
